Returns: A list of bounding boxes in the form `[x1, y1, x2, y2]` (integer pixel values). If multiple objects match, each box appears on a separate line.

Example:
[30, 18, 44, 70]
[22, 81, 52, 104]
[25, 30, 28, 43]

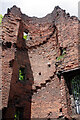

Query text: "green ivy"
[56, 55, 64, 61]
[62, 49, 66, 55]
[0, 14, 3, 24]
[14, 110, 20, 120]
[23, 35, 27, 40]
[56, 49, 66, 61]
[19, 69, 24, 81]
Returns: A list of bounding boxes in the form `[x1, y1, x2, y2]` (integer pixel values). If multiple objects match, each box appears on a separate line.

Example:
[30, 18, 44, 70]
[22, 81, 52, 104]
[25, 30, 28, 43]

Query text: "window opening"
[56, 47, 66, 61]
[60, 108, 62, 112]
[0, 14, 3, 24]
[19, 67, 25, 81]
[59, 47, 66, 56]
[14, 107, 23, 120]
[63, 69, 80, 115]
[23, 32, 30, 41]
[71, 75, 80, 114]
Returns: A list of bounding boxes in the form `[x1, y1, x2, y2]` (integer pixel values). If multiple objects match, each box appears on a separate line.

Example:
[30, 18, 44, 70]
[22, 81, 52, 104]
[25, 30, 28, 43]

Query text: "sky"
[0, 0, 80, 18]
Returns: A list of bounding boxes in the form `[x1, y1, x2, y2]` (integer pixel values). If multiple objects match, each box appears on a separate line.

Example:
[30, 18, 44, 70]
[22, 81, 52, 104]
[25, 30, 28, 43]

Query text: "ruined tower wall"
[2, 6, 80, 119]
[56, 15, 79, 72]
[0, 24, 2, 110]
[2, 10, 21, 108]
[2, 8, 34, 118]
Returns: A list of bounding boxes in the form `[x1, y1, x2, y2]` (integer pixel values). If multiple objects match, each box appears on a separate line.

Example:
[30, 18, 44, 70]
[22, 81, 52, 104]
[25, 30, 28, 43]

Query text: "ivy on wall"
[23, 35, 27, 40]
[0, 14, 3, 24]
[56, 48, 66, 61]
[19, 68, 25, 81]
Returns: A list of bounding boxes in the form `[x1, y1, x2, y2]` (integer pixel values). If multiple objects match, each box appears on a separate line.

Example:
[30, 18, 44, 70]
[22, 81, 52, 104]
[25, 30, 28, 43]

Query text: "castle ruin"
[1, 5, 80, 120]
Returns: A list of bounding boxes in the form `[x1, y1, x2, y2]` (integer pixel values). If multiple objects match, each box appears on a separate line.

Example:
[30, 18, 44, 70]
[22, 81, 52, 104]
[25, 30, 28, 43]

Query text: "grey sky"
[0, 0, 80, 18]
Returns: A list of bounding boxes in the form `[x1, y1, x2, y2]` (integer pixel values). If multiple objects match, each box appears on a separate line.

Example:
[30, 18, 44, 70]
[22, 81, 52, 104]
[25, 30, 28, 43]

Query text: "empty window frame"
[23, 32, 31, 41]
[63, 69, 80, 114]
[19, 67, 25, 81]
[71, 75, 80, 114]
[14, 107, 24, 120]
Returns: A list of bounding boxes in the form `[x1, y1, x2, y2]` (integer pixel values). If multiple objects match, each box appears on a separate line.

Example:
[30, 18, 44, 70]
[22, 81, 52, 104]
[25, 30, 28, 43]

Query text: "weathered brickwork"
[0, 24, 2, 111]
[1, 5, 80, 119]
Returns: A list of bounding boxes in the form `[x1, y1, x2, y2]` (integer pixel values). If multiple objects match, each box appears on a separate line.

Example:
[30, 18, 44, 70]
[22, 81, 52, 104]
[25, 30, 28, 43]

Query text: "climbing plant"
[23, 32, 28, 40]
[14, 109, 20, 120]
[0, 14, 3, 24]
[56, 48, 66, 61]
[19, 68, 25, 81]
[23, 34, 27, 40]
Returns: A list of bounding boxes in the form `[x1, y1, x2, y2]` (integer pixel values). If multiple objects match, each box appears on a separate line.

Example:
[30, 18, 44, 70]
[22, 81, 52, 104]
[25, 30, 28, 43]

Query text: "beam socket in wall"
[39, 72, 41, 75]
[47, 62, 51, 67]
[27, 78, 29, 80]
[60, 108, 62, 112]
[6, 42, 12, 48]
[48, 64, 51, 67]
[30, 37, 32, 40]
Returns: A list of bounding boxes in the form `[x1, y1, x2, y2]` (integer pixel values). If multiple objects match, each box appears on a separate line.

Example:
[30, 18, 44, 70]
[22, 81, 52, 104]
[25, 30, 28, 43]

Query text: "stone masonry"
[1, 5, 80, 119]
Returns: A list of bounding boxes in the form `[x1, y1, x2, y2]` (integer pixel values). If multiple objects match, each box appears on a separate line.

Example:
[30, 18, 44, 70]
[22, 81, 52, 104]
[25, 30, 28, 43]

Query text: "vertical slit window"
[14, 107, 24, 120]
[19, 67, 25, 81]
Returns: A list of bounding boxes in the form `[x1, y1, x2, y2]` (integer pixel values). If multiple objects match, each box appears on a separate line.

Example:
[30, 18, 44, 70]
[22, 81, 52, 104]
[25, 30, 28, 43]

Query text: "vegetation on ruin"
[0, 14, 3, 24]
[14, 110, 20, 120]
[19, 69, 25, 81]
[23, 34, 27, 40]
[56, 49, 66, 61]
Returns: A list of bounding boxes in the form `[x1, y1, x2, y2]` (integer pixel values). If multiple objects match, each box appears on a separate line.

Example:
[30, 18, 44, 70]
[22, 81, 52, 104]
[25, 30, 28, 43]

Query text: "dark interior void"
[14, 107, 24, 120]
[62, 68, 80, 114]
[63, 68, 80, 95]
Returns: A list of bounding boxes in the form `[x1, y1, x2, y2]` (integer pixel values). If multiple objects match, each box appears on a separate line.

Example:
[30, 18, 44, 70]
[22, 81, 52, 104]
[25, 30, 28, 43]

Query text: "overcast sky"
[0, 0, 80, 18]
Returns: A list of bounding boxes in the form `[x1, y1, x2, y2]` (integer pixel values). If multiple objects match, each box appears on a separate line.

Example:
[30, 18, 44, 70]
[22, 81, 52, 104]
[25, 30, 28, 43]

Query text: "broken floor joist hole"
[39, 72, 41, 75]
[36, 86, 41, 90]
[60, 108, 62, 112]
[41, 83, 46, 87]
[48, 63, 51, 67]
[46, 80, 51, 83]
